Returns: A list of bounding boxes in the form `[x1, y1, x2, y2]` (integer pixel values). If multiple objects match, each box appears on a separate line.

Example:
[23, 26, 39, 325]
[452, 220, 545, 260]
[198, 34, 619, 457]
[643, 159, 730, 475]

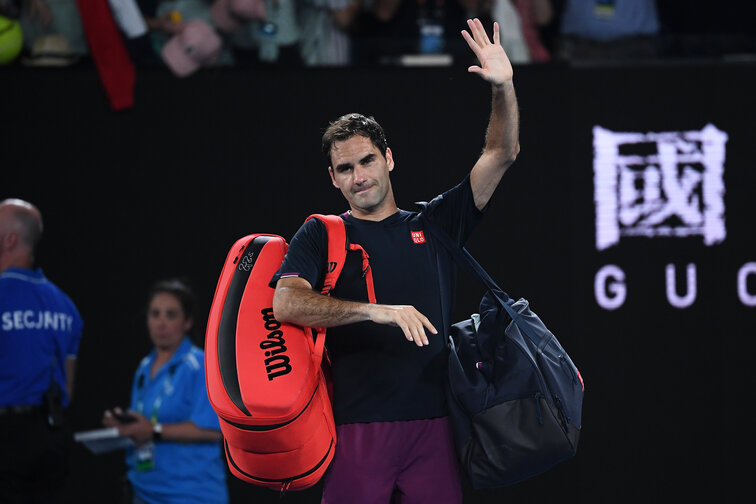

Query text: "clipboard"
[74, 427, 134, 454]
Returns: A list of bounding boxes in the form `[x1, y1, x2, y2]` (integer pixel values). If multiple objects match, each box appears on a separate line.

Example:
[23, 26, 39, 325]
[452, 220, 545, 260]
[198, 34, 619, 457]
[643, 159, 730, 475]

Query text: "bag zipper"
[221, 385, 318, 431]
[553, 394, 571, 433]
[224, 437, 334, 487]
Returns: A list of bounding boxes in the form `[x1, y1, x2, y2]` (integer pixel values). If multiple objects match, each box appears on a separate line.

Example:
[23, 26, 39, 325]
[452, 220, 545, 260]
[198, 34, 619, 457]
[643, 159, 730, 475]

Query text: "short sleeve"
[422, 174, 485, 246]
[65, 303, 84, 357]
[269, 218, 329, 290]
[188, 355, 221, 431]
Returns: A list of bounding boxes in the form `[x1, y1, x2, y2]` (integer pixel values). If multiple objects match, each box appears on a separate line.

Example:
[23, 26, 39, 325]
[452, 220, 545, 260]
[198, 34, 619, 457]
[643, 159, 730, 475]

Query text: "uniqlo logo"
[593, 124, 728, 251]
[411, 231, 426, 244]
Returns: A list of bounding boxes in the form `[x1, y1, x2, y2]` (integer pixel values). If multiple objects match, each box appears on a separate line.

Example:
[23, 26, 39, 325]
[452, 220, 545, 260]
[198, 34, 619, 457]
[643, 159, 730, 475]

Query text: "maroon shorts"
[321, 417, 462, 504]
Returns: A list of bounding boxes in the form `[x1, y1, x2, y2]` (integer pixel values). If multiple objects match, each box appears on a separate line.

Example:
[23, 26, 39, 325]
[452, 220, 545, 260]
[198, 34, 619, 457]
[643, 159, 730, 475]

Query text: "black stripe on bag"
[221, 386, 318, 431]
[218, 236, 275, 416]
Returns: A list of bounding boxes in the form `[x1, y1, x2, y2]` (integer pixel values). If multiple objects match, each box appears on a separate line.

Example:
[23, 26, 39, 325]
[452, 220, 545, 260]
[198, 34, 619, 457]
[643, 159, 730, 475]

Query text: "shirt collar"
[0, 267, 45, 281]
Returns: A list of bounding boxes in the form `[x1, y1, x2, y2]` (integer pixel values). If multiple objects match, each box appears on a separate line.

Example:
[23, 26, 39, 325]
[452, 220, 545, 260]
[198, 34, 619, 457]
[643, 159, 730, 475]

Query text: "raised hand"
[461, 18, 514, 86]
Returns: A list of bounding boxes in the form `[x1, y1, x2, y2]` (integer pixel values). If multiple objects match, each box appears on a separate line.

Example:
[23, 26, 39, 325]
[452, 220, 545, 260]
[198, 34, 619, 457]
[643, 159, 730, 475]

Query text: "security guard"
[0, 199, 83, 503]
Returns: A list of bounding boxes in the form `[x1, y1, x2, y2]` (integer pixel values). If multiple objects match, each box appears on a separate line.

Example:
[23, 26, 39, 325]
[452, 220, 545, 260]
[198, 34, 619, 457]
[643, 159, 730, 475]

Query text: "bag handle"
[418, 205, 549, 348]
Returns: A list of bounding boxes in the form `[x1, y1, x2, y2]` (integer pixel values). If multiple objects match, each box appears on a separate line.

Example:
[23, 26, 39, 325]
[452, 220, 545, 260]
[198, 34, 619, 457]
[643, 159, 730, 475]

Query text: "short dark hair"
[146, 278, 197, 328]
[321, 113, 388, 165]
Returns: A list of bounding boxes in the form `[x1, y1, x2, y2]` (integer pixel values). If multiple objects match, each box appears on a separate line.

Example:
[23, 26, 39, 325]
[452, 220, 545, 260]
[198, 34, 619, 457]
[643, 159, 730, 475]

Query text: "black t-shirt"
[271, 175, 484, 424]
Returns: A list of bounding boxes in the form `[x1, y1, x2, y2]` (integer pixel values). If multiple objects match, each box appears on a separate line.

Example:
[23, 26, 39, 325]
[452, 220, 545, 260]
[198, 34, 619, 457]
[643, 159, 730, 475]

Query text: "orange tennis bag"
[204, 214, 348, 492]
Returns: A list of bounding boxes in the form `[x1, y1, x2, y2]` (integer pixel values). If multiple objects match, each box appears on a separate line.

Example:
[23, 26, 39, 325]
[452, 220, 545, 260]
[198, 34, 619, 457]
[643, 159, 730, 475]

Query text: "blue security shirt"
[0, 267, 83, 407]
[560, 0, 660, 41]
[126, 337, 228, 504]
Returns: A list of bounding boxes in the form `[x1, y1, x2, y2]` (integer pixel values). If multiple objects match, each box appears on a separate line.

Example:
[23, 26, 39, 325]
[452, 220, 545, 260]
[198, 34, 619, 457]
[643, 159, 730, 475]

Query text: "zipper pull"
[280, 480, 292, 498]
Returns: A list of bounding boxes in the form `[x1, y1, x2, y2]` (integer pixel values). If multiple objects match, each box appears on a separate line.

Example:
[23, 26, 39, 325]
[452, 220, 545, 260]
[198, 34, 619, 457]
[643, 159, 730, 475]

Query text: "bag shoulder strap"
[306, 213, 348, 296]
[418, 203, 551, 348]
[302, 213, 364, 365]
[306, 213, 377, 303]
[415, 202, 506, 297]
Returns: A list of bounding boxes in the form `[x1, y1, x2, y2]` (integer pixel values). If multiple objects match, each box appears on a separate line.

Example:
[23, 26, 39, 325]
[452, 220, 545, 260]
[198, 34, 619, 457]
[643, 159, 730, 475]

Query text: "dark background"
[3, 57, 755, 502]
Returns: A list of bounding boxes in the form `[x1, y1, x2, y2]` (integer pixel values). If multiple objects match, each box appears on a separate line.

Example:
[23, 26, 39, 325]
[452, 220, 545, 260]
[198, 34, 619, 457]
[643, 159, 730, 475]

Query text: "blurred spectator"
[105, 0, 234, 71]
[105, 0, 153, 66]
[210, 0, 263, 65]
[162, 17, 223, 76]
[211, 0, 301, 67]
[0, 0, 88, 65]
[298, 0, 360, 66]
[144, 0, 235, 71]
[489, 0, 529, 63]
[554, 0, 660, 61]
[510, 0, 553, 61]
[351, 0, 481, 65]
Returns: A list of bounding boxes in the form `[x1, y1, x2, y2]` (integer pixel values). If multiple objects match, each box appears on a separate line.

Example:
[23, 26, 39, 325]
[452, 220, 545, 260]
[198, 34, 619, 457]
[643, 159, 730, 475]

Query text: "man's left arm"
[463, 18, 520, 210]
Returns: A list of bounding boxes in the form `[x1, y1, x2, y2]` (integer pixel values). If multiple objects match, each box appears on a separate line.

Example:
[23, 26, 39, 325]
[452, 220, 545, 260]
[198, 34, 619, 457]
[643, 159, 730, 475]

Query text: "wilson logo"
[260, 308, 292, 380]
[411, 230, 426, 244]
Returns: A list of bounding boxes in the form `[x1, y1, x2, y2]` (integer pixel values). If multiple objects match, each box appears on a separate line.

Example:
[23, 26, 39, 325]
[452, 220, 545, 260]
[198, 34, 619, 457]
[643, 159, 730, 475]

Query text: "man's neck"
[349, 195, 399, 222]
[349, 207, 399, 222]
[0, 255, 33, 273]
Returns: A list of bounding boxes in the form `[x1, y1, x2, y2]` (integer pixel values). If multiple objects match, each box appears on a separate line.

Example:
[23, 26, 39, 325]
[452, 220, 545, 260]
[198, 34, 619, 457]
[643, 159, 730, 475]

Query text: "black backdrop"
[3, 59, 756, 502]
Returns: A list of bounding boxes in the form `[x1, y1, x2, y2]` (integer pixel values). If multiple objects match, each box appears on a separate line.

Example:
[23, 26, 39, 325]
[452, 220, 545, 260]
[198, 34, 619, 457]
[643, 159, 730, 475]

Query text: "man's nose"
[353, 165, 368, 184]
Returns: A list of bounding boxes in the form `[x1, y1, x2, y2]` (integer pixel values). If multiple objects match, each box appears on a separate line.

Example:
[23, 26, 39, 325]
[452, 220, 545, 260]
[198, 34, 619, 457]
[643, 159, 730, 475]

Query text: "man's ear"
[1, 232, 18, 252]
[329, 167, 340, 188]
[386, 148, 395, 172]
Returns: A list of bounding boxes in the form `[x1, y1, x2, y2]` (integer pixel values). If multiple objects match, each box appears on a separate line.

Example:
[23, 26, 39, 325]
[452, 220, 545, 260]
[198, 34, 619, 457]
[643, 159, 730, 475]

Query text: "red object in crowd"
[76, 0, 135, 111]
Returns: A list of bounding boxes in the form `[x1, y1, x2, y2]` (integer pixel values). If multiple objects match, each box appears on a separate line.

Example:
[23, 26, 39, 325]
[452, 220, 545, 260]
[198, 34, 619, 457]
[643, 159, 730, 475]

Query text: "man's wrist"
[152, 422, 163, 441]
[492, 80, 514, 92]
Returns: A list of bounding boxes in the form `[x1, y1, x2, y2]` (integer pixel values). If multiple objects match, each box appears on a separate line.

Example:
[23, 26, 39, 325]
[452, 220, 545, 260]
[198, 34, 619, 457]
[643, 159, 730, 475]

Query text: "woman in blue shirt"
[103, 279, 228, 504]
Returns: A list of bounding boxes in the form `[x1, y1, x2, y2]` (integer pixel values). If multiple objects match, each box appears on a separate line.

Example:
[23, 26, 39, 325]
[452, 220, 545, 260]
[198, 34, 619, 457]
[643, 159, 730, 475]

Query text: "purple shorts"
[321, 416, 462, 504]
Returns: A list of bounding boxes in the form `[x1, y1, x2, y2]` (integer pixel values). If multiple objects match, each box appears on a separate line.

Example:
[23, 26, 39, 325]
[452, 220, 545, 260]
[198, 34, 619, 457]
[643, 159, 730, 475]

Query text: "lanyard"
[136, 362, 178, 424]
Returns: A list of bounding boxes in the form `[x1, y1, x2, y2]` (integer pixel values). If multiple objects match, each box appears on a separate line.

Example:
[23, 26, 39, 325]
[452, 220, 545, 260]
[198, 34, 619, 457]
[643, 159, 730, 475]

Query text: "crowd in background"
[1, 0, 755, 76]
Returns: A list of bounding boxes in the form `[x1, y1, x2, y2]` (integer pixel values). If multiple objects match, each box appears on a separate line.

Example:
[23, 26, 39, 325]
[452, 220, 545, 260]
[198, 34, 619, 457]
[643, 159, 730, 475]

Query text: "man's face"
[328, 135, 394, 219]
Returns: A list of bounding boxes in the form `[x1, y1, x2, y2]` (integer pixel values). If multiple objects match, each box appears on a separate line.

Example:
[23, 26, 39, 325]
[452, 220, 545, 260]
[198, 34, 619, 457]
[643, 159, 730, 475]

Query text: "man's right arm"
[272, 277, 436, 347]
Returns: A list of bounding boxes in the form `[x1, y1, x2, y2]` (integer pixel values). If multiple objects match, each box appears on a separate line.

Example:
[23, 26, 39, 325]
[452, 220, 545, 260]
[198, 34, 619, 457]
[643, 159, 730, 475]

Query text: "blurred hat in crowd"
[211, 0, 266, 33]
[0, 15, 23, 65]
[161, 19, 222, 78]
[21, 34, 80, 67]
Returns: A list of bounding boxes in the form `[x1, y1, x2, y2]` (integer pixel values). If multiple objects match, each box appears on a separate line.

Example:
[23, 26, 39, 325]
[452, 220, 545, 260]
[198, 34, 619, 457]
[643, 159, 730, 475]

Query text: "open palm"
[462, 18, 514, 86]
